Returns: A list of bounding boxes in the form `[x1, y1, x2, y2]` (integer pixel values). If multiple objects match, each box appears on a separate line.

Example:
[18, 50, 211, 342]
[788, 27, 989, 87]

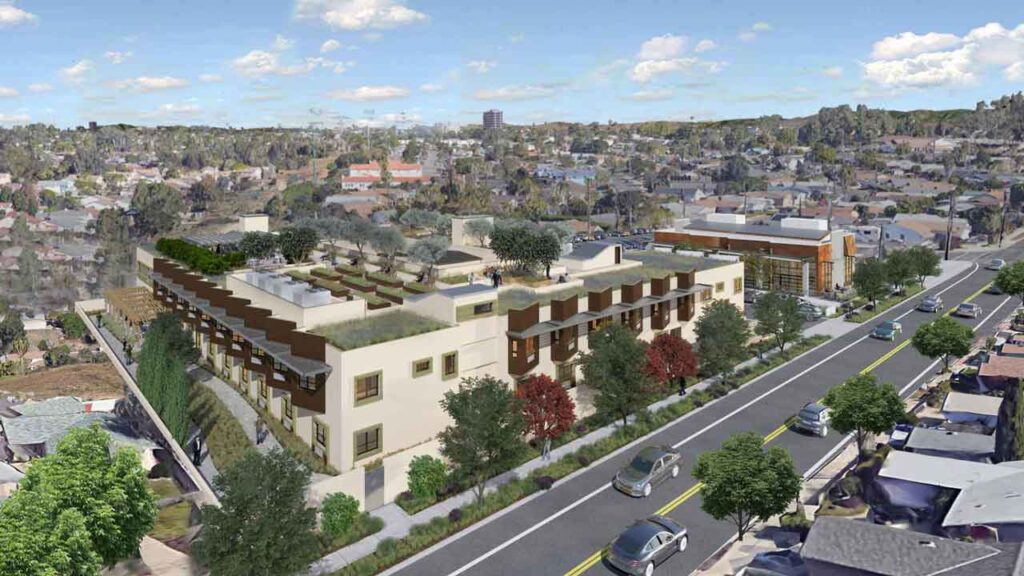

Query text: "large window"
[473, 302, 493, 315]
[281, 395, 295, 430]
[354, 424, 382, 459]
[770, 258, 805, 294]
[442, 351, 458, 380]
[354, 371, 382, 405]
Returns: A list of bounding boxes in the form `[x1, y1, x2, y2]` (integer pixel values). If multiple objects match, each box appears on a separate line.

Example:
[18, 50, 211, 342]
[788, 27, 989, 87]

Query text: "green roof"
[313, 310, 449, 350]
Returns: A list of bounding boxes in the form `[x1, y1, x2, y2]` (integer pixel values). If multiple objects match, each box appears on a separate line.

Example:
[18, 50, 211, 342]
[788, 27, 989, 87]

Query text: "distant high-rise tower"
[483, 109, 503, 131]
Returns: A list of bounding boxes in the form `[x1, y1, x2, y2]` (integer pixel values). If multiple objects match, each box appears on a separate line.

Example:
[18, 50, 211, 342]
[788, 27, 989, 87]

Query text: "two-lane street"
[387, 242, 1024, 576]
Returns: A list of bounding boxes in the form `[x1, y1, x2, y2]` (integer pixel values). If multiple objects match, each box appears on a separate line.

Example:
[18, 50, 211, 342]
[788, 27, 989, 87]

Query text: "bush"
[779, 507, 812, 531]
[447, 508, 463, 523]
[533, 476, 555, 490]
[156, 237, 244, 275]
[407, 455, 448, 500]
[576, 453, 591, 467]
[321, 492, 360, 539]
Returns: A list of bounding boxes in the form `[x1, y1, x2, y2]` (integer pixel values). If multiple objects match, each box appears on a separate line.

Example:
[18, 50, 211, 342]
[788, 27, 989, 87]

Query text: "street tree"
[277, 226, 319, 264]
[130, 182, 184, 237]
[369, 226, 406, 273]
[906, 245, 941, 285]
[853, 257, 889, 307]
[911, 316, 974, 372]
[464, 218, 494, 247]
[753, 292, 803, 354]
[885, 249, 916, 294]
[17, 247, 41, 294]
[194, 449, 319, 576]
[996, 261, 1024, 306]
[438, 376, 526, 503]
[692, 432, 801, 541]
[408, 236, 449, 281]
[239, 231, 277, 261]
[643, 332, 699, 392]
[823, 374, 905, 457]
[695, 300, 750, 385]
[581, 323, 655, 427]
[515, 373, 576, 459]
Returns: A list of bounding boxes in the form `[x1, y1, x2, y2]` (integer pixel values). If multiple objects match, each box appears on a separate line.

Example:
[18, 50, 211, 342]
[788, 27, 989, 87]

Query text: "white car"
[987, 258, 1007, 271]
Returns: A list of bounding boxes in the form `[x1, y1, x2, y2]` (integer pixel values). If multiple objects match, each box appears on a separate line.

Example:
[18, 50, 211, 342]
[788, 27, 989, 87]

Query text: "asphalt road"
[387, 244, 1023, 576]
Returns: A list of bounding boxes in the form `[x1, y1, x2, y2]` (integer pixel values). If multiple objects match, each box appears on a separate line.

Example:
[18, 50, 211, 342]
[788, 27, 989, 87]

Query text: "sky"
[1, 0, 1024, 128]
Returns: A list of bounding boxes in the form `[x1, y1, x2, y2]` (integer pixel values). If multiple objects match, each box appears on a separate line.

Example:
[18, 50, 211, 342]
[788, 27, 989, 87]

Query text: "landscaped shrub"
[407, 455, 448, 500]
[156, 237, 245, 275]
[447, 508, 463, 523]
[533, 476, 555, 490]
[321, 492, 360, 539]
[576, 454, 591, 467]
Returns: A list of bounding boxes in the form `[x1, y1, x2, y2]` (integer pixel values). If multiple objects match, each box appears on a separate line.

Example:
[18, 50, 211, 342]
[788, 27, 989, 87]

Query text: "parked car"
[795, 402, 830, 437]
[798, 302, 824, 320]
[872, 320, 903, 341]
[742, 549, 808, 576]
[613, 446, 682, 497]
[888, 423, 915, 449]
[745, 289, 765, 304]
[607, 515, 689, 576]
[955, 302, 982, 318]
[987, 258, 1006, 271]
[917, 296, 943, 313]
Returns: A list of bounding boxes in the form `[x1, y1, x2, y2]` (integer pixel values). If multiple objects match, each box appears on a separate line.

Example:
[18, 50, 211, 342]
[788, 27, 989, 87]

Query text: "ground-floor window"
[353, 424, 382, 460]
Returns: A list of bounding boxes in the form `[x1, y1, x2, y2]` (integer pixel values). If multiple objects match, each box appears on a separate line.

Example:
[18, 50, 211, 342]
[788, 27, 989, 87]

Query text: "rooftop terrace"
[312, 310, 450, 351]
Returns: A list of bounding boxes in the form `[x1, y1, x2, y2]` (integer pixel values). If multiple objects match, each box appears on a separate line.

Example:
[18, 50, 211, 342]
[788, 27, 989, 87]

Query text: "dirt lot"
[0, 363, 124, 401]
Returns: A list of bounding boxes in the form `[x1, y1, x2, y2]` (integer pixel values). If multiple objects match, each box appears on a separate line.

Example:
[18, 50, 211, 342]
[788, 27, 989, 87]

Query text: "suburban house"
[942, 392, 1002, 428]
[342, 161, 429, 191]
[903, 427, 996, 462]
[979, 354, 1024, 392]
[883, 214, 971, 248]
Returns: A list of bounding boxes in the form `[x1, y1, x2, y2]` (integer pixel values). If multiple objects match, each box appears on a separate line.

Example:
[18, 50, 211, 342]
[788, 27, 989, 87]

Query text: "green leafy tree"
[911, 316, 974, 371]
[320, 492, 360, 539]
[906, 245, 941, 285]
[489, 220, 562, 275]
[996, 261, 1024, 306]
[340, 217, 377, 262]
[885, 249, 916, 293]
[693, 432, 801, 541]
[823, 374, 905, 457]
[130, 182, 184, 237]
[407, 455, 448, 500]
[239, 231, 278, 261]
[464, 218, 494, 247]
[853, 257, 889, 307]
[408, 236, 450, 281]
[194, 449, 319, 576]
[60, 311, 87, 340]
[995, 380, 1024, 463]
[0, 490, 101, 576]
[369, 226, 406, 272]
[438, 376, 526, 503]
[277, 226, 319, 263]
[695, 300, 750, 385]
[0, 312, 26, 353]
[580, 323, 654, 427]
[753, 292, 803, 354]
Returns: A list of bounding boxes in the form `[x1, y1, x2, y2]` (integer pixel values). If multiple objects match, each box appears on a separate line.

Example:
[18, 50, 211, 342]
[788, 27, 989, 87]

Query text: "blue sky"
[1, 0, 1023, 128]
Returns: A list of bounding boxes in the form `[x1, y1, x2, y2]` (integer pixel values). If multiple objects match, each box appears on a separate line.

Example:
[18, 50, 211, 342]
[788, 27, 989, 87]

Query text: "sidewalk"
[191, 367, 283, 457]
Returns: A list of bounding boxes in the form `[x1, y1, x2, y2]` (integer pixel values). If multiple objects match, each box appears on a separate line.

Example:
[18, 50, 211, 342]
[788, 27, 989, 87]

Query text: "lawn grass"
[148, 478, 181, 500]
[255, 404, 339, 475]
[188, 382, 255, 473]
[439, 273, 470, 285]
[313, 310, 449, 350]
[845, 284, 923, 323]
[147, 478, 192, 542]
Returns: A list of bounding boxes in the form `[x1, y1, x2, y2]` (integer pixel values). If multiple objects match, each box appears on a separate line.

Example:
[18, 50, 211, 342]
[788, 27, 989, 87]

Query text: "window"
[442, 351, 458, 380]
[313, 418, 329, 461]
[473, 302, 493, 315]
[734, 277, 743, 294]
[715, 281, 725, 293]
[700, 288, 713, 301]
[281, 395, 295, 430]
[299, 375, 318, 391]
[241, 368, 250, 384]
[258, 378, 269, 408]
[354, 371, 382, 405]
[412, 358, 433, 378]
[354, 424, 382, 459]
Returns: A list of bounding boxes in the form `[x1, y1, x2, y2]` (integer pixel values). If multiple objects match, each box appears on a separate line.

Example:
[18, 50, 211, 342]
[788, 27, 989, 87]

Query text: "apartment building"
[142, 250, 742, 509]
[654, 213, 856, 295]
[342, 161, 428, 191]
[483, 109, 503, 131]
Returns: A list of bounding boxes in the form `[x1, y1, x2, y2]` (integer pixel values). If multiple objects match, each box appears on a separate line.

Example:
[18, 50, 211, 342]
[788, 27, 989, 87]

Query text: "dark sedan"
[608, 515, 688, 576]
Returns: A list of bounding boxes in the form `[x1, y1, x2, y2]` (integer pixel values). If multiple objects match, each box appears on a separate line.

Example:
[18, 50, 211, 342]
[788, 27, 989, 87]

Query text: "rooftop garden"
[155, 237, 245, 276]
[498, 286, 584, 315]
[313, 310, 450, 350]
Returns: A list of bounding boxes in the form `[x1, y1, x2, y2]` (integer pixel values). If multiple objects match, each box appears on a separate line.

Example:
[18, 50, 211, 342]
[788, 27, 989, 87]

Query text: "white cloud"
[630, 57, 698, 83]
[0, 112, 30, 125]
[590, 59, 629, 82]
[863, 22, 1024, 89]
[0, 87, 18, 98]
[752, 22, 772, 32]
[28, 83, 53, 93]
[822, 66, 844, 79]
[870, 31, 960, 60]
[738, 31, 757, 43]
[199, 73, 223, 83]
[0, 3, 36, 27]
[327, 85, 409, 101]
[419, 83, 444, 93]
[626, 88, 673, 101]
[467, 60, 497, 74]
[693, 39, 716, 53]
[474, 84, 556, 101]
[272, 34, 294, 52]
[110, 76, 190, 92]
[638, 34, 686, 60]
[234, 47, 347, 77]
[294, 0, 428, 31]
[103, 51, 133, 64]
[330, 60, 355, 73]
[739, 22, 773, 43]
[321, 39, 342, 53]
[143, 103, 202, 119]
[59, 60, 94, 85]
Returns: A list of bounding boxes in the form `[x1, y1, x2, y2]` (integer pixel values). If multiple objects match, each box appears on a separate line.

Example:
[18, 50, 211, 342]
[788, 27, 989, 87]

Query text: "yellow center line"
[561, 279, 996, 576]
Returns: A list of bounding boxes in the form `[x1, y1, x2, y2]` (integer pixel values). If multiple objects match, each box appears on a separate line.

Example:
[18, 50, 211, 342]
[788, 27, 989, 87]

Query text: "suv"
[795, 402, 830, 437]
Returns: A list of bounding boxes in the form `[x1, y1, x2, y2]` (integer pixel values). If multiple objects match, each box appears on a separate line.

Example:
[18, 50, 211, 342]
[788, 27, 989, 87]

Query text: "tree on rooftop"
[464, 218, 493, 247]
[643, 332, 699, 392]
[911, 316, 974, 372]
[996, 261, 1024, 307]
[438, 376, 526, 503]
[823, 374, 905, 458]
[194, 449, 319, 576]
[277, 226, 319, 264]
[489, 220, 562, 276]
[239, 231, 277, 261]
[693, 432, 801, 541]
[369, 226, 406, 273]
[399, 208, 442, 232]
[301, 217, 347, 264]
[852, 257, 889, 308]
[695, 300, 750, 386]
[129, 182, 184, 237]
[339, 216, 377, 263]
[408, 236, 449, 282]
[516, 373, 576, 459]
[754, 292, 803, 355]
[906, 245, 941, 285]
[581, 323, 655, 427]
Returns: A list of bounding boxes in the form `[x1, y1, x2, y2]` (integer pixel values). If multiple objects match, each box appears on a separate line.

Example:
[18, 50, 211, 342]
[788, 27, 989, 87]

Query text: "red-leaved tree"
[644, 333, 699, 391]
[516, 374, 576, 458]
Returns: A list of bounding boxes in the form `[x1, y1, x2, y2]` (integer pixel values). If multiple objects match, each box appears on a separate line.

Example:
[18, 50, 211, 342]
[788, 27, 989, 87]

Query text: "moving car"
[987, 283, 1004, 295]
[613, 446, 682, 497]
[871, 320, 903, 341]
[955, 302, 982, 318]
[608, 515, 689, 576]
[987, 258, 1007, 271]
[917, 295, 943, 313]
[795, 402, 830, 437]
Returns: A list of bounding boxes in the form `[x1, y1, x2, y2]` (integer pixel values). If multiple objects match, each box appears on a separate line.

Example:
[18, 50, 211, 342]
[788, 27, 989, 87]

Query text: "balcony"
[508, 336, 539, 376]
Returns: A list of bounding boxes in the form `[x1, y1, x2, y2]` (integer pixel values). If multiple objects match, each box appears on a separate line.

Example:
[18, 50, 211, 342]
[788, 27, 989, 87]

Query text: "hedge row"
[156, 238, 245, 275]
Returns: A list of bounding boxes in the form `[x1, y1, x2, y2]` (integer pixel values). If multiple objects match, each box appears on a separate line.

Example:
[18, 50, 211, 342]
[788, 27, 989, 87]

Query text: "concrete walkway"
[191, 367, 283, 456]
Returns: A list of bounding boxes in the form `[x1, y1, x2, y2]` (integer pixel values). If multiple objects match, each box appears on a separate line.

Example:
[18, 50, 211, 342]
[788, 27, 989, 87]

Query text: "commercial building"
[137, 247, 742, 509]
[483, 109, 503, 131]
[654, 213, 856, 295]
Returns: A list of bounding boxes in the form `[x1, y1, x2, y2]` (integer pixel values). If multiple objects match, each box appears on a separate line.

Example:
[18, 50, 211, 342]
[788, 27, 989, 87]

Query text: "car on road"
[613, 445, 682, 497]
[794, 402, 830, 437]
[871, 320, 903, 341]
[987, 258, 1007, 271]
[987, 283, 1004, 295]
[917, 295, 944, 313]
[607, 515, 688, 576]
[955, 302, 983, 318]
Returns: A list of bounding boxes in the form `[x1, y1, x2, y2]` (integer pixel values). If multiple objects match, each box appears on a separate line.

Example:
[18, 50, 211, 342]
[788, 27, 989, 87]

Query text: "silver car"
[795, 402, 830, 437]
[955, 303, 982, 318]
[987, 258, 1006, 271]
[613, 446, 682, 497]
[608, 515, 689, 576]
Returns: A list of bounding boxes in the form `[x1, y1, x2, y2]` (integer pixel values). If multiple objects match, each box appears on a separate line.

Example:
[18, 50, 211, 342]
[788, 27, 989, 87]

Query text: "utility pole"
[998, 191, 1008, 247]
[944, 192, 956, 260]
